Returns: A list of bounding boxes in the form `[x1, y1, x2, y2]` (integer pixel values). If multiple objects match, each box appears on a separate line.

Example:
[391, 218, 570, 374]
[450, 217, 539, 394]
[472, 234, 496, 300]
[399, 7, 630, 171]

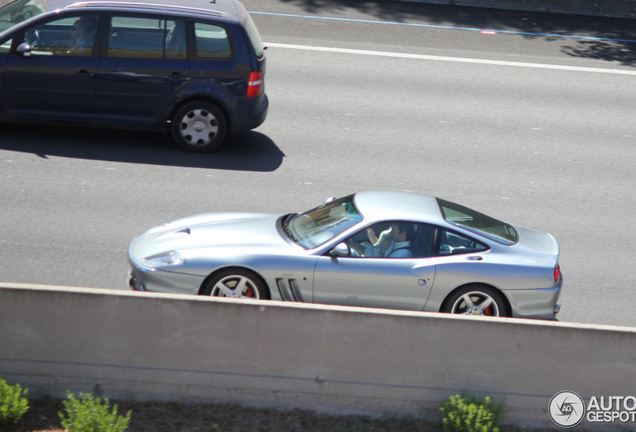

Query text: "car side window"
[193, 22, 231, 59]
[165, 20, 186, 59]
[18, 15, 99, 57]
[108, 16, 186, 59]
[0, 38, 12, 53]
[437, 229, 488, 256]
[345, 222, 435, 259]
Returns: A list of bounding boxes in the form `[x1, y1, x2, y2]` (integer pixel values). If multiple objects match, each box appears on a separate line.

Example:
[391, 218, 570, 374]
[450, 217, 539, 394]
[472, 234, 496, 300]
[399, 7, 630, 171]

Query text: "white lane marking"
[265, 42, 636, 76]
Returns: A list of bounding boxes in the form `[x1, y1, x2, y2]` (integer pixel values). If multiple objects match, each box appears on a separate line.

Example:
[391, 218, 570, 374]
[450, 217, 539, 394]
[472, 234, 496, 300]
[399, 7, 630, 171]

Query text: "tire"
[441, 285, 508, 317]
[201, 268, 269, 300]
[171, 102, 227, 153]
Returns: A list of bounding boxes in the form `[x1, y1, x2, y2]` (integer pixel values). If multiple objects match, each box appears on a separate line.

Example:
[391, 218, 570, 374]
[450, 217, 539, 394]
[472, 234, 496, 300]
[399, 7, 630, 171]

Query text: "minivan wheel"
[172, 102, 227, 153]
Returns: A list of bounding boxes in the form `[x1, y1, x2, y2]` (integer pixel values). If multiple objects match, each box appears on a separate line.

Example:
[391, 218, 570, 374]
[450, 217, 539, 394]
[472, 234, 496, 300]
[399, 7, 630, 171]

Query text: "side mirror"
[16, 42, 31, 58]
[330, 242, 349, 257]
[323, 197, 336, 204]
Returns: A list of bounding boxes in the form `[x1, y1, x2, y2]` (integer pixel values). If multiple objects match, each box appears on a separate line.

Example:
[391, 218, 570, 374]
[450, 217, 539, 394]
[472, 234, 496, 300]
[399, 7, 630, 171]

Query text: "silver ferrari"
[128, 191, 563, 319]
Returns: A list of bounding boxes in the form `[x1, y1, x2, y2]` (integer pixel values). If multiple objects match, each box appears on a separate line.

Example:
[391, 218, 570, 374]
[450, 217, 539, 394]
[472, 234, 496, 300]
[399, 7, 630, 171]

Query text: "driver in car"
[349, 223, 414, 258]
[69, 17, 96, 53]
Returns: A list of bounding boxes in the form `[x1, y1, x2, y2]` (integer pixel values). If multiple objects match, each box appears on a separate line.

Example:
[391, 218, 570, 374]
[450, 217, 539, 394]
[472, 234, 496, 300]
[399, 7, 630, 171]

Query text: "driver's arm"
[348, 239, 366, 256]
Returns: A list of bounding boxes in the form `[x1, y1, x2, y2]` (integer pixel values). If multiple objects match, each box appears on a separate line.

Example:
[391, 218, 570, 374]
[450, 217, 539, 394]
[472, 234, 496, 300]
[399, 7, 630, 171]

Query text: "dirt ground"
[7, 397, 565, 432]
[9, 397, 447, 432]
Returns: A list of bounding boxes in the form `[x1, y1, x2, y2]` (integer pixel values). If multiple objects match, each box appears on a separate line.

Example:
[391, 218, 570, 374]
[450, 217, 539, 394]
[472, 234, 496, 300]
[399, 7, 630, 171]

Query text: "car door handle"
[169, 72, 188, 82]
[76, 69, 96, 78]
[467, 256, 483, 261]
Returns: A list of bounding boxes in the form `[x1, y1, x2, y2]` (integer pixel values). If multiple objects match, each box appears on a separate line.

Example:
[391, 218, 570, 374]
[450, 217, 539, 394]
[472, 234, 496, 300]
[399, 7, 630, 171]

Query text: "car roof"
[353, 191, 444, 224]
[50, 0, 243, 19]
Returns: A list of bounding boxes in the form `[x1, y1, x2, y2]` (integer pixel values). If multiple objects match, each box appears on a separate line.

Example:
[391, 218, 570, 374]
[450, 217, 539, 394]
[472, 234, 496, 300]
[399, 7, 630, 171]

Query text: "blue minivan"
[0, 0, 268, 152]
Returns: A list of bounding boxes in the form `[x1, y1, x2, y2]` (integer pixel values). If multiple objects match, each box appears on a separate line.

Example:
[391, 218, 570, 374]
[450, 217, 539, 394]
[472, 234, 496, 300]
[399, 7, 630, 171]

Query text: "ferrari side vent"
[275, 278, 304, 302]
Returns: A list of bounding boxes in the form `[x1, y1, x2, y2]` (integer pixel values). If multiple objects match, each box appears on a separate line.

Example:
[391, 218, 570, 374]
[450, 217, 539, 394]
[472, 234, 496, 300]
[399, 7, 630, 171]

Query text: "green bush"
[59, 392, 131, 432]
[440, 393, 504, 432]
[0, 377, 29, 427]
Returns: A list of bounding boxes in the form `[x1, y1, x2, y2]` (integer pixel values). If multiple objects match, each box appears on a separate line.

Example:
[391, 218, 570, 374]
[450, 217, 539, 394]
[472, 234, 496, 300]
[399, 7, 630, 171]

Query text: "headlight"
[140, 251, 185, 268]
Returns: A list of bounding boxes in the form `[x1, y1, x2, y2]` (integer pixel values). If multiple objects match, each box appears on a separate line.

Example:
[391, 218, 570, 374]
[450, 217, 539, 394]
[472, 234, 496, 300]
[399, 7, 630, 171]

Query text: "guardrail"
[1, 282, 634, 429]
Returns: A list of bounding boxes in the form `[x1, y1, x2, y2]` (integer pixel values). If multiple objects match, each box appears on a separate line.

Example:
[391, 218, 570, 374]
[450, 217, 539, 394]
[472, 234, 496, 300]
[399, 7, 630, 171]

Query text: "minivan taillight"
[247, 71, 263, 97]
[554, 264, 561, 282]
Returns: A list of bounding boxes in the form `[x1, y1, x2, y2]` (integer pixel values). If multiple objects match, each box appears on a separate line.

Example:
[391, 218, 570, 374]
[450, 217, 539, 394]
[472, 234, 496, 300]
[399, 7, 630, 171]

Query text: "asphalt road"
[1, 0, 635, 327]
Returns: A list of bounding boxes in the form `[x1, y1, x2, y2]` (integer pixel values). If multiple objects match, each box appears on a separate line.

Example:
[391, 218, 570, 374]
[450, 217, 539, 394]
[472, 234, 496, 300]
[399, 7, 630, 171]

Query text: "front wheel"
[171, 102, 227, 153]
[442, 285, 508, 317]
[201, 268, 269, 300]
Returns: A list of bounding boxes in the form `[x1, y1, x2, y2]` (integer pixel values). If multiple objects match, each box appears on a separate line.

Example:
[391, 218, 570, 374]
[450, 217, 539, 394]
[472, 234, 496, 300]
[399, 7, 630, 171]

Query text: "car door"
[94, 15, 189, 126]
[2, 14, 100, 121]
[0, 38, 12, 102]
[312, 222, 437, 311]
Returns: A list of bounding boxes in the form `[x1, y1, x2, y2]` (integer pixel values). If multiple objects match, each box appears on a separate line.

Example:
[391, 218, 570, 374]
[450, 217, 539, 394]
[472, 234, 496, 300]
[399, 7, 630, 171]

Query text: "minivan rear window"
[242, 10, 263, 59]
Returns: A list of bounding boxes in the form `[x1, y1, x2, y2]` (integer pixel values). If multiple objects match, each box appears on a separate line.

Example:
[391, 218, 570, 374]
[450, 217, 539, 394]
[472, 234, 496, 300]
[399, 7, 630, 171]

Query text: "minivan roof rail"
[66, 2, 231, 18]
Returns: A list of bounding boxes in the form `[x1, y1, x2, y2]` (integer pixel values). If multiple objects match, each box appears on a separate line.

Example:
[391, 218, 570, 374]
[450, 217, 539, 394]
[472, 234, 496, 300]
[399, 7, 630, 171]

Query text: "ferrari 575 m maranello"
[128, 191, 563, 319]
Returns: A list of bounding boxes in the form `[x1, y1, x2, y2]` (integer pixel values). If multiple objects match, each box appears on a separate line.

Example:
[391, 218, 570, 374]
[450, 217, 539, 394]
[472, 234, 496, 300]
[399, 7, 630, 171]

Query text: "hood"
[129, 212, 290, 262]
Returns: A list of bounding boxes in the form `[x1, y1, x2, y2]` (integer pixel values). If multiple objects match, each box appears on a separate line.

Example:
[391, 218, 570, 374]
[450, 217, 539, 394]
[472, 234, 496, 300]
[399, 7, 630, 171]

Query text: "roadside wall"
[1, 283, 635, 429]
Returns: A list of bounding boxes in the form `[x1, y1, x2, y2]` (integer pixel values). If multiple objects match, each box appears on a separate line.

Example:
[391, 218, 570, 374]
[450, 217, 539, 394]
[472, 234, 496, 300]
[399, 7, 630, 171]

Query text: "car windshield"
[282, 195, 363, 249]
[0, 0, 47, 33]
[437, 198, 518, 245]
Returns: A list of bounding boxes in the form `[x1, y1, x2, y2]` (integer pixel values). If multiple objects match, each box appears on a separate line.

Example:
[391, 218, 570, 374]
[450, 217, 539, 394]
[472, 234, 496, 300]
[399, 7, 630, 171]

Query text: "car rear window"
[437, 198, 518, 245]
[242, 9, 264, 59]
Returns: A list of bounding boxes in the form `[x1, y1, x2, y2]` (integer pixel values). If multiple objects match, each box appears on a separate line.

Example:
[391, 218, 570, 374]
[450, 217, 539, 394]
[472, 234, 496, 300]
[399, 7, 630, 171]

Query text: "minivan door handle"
[76, 69, 96, 78]
[169, 72, 188, 82]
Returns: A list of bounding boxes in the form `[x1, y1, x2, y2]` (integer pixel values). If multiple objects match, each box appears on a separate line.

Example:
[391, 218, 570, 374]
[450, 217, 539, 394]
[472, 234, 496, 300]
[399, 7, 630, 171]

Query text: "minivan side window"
[108, 16, 186, 59]
[17, 15, 99, 57]
[193, 22, 231, 59]
[0, 38, 12, 53]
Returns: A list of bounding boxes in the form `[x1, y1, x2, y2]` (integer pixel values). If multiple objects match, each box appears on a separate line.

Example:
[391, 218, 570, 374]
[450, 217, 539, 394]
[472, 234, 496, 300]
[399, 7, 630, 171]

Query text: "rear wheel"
[201, 268, 269, 299]
[171, 102, 227, 153]
[442, 285, 508, 317]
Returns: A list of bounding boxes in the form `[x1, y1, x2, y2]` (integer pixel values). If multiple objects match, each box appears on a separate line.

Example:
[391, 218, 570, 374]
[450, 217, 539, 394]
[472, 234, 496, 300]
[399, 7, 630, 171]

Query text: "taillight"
[554, 264, 561, 282]
[246, 71, 263, 97]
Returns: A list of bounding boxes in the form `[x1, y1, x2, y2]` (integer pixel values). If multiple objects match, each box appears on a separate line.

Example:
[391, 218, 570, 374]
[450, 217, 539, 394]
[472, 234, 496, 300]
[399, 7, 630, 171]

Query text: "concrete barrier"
[1, 282, 635, 429]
